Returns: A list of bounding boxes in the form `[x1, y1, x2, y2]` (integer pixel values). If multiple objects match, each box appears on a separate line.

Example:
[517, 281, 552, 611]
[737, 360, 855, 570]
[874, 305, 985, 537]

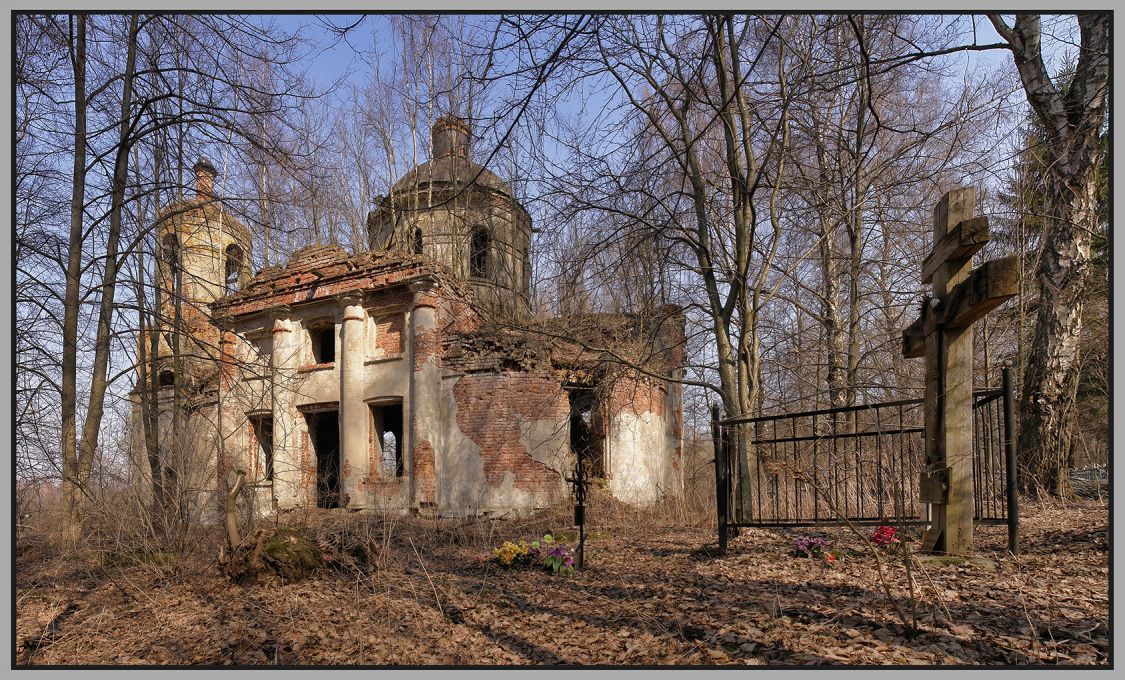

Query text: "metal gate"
[711, 367, 1018, 552]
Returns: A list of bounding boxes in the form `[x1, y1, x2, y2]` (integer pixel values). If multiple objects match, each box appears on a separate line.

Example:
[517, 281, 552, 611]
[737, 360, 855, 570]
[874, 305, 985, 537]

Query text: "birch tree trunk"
[988, 13, 1109, 497]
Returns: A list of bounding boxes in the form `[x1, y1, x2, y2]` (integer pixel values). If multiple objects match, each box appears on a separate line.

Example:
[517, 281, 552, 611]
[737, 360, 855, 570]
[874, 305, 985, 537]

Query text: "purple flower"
[793, 535, 828, 557]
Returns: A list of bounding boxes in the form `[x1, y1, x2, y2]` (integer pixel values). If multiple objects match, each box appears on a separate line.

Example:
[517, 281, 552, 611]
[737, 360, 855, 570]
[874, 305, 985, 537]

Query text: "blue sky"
[257, 13, 1075, 144]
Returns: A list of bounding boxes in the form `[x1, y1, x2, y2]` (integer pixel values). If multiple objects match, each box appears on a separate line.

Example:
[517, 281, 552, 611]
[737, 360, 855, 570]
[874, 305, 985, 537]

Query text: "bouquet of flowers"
[871, 525, 899, 548]
[793, 535, 829, 558]
[491, 540, 531, 567]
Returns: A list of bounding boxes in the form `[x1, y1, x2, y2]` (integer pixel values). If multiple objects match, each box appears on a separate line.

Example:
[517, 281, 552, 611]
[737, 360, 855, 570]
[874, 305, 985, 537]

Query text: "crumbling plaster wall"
[410, 288, 571, 515]
[156, 202, 252, 367]
[440, 372, 571, 513]
[210, 257, 681, 516]
[606, 375, 676, 505]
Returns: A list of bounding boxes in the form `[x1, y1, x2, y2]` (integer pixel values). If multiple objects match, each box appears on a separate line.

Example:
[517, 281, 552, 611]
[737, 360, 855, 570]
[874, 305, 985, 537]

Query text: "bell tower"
[154, 158, 252, 383]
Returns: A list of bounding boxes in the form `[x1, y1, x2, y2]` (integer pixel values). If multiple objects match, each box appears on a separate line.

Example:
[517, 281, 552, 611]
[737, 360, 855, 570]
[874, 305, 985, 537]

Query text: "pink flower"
[872, 525, 899, 547]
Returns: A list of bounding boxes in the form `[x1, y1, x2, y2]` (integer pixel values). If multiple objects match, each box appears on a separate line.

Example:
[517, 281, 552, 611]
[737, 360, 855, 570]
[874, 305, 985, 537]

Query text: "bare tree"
[987, 14, 1109, 496]
[16, 14, 73, 505]
[18, 12, 317, 541]
[58, 13, 91, 543]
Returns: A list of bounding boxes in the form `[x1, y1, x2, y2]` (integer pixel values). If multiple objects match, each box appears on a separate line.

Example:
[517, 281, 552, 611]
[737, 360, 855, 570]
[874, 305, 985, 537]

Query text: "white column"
[270, 308, 303, 509]
[407, 277, 441, 510]
[216, 328, 238, 478]
[338, 294, 368, 509]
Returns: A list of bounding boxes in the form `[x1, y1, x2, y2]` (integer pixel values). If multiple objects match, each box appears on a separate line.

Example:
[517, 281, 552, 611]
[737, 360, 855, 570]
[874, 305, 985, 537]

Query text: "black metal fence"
[972, 388, 1010, 523]
[712, 367, 1019, 553]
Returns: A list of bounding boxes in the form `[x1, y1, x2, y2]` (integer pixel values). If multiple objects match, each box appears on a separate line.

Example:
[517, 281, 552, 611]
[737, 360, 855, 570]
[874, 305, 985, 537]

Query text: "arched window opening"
[469, 227, 490, 278]
[158, 370, 175, 387]
[412, 228, 424, 255]
[224, 244, 244, 294]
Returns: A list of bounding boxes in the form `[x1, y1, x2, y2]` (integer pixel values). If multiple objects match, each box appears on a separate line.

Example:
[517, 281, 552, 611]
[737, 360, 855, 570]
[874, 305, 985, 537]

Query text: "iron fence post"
[711, 404, 728, 554]
[1002, 365, 1019, 555]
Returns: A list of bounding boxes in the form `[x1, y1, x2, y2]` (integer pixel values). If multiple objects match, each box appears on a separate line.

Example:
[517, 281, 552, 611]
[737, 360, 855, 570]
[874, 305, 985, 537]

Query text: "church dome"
[390, 155, 513, 197]
[389, 115, 514, 197]
[368, 115, 532, 317]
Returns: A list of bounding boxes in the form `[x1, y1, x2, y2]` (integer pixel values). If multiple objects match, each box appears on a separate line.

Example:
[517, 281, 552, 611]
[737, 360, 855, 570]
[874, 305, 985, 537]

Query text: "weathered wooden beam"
[902, 316, 926, 359]
[932, 187, 975, 243]
[919, 467, 950, 504]
[904, 256, 1018, 355]
[941, 255, 1019, 328]
[902, 297, 935, 359]
[921, 216, 990, 285]
[902, 297, 936, 358]
[922, 187, 976, 557]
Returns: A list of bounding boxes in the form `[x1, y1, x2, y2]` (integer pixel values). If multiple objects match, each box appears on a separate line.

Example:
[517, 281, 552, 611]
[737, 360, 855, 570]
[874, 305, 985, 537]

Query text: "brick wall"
[452, 373, 569, 495]
[609, 373, 668, 417]
[247, 421, 258, 479]
[367, 411, 377, 482]
[374, 314, 404, 356]
[300, 430, 312, 502]
[413, 326, 442, 371]
[212, 248, 463, 320]
[413, 438, 436, 504]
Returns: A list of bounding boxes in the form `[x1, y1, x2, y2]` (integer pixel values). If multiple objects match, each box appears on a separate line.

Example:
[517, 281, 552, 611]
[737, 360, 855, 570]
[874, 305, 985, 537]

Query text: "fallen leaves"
[14, 499, 1109, 666]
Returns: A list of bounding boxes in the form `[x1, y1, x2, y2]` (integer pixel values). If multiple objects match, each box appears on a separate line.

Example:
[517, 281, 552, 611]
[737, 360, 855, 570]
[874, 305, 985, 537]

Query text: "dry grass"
[15, 489, 1108, 666]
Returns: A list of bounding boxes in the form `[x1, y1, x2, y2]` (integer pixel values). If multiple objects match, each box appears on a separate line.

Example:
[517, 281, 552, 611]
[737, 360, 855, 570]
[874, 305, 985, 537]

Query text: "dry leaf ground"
[15, 496, 1108, 666]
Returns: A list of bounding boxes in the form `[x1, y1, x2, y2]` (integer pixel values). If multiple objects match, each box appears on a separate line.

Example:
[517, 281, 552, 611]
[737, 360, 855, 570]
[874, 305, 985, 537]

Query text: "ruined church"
[131, 116, 684, 519]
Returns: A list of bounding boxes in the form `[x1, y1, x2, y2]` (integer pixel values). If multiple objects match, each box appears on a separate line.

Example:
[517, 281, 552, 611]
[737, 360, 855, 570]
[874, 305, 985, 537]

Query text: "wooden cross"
[901, 187, 1017, 556]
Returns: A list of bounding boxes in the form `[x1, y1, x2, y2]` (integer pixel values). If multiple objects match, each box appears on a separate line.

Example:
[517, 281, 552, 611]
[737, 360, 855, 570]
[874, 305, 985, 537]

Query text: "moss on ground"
[261, 527, 321, 582]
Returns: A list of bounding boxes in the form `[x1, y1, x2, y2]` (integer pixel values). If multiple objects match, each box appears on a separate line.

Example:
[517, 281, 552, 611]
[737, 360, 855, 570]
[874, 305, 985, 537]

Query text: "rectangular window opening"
[306, 410, 341, 508]
[249, 415, 274, 481]
[371, 402, 404, 479]
[311, 326, 336, 364]
[567, 388, 606, 479]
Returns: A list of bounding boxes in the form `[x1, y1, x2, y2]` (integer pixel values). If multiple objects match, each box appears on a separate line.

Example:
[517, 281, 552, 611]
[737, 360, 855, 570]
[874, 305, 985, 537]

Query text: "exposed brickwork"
[247, 421, 258, 479]
[413, 438, 436, 504]
[372, 288, 414, 309]
[300, 430, 312, 502]
[211, 247, 468, 321]
[374, 314, 404, 356]
[368, 479, 403, 499]
[537, 304, 686, 376]
[413, 326, 443, 371]
[452, 373, 569, 494]
[609, 373, 668, 417]
[414, 290, 442, 311]
[288, 243, 349, 269]
[412, 291, 481, 369]
[443, 328, 552, 374]
[672, 384, 684, 439]
[219, 331, 238, 384]
[438, 295, 479, 335]
[367, 409, 377, 483]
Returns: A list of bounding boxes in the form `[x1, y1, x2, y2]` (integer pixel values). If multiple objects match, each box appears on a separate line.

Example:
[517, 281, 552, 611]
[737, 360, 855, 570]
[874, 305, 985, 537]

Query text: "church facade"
[131, 116, 684, 519]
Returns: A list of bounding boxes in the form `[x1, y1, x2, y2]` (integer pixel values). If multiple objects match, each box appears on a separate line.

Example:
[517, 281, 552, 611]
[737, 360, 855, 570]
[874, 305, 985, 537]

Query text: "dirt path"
[16, 500, 1108, 666]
